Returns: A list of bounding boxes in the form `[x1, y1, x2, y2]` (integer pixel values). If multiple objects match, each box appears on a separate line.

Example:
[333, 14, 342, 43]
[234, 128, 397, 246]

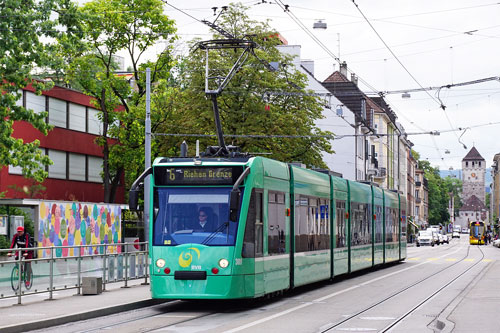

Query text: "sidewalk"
[0, 280, 166, 333]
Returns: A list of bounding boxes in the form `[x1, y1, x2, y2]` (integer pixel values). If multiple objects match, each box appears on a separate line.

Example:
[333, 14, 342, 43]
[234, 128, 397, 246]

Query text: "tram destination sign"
[154, 166, 244, 186]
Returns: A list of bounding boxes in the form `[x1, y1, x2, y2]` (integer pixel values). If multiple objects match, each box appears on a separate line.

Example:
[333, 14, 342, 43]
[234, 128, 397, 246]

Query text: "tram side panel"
[372, 186, 384, 266]
[290, 166, 331, 287]
[400, 195, 407, 260]
[332, 176, 349, 277]
[347, 180, 374, 272]
[383, 190, 400, 263]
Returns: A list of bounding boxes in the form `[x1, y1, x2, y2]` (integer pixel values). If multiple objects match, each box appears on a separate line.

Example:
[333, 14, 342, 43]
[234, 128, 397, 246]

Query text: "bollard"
[49, 247, 54, 300]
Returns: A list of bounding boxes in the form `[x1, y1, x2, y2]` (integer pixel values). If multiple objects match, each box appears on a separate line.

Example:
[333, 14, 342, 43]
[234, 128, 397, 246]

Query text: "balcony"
[415, 197, 422, 204]
[415, 181, 422, 187]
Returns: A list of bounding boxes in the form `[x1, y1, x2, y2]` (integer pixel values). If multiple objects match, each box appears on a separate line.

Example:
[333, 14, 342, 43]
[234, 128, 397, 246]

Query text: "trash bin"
[82, 277, 102, 295]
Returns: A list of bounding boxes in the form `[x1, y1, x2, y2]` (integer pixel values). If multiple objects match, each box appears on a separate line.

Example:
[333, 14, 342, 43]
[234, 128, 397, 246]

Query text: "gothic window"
[466, 162, 468, 167]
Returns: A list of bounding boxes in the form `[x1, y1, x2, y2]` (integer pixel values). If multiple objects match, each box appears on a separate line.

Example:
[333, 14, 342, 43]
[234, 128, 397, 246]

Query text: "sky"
[153, 0, 500, 172]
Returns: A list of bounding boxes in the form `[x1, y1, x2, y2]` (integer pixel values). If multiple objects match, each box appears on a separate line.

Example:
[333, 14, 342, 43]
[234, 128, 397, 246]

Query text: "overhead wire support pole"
[144, 68, 151, 242]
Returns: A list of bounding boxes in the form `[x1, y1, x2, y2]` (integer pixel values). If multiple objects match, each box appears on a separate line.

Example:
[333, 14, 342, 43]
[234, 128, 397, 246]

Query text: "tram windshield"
[153, 187, 240, 246]
[470, 223, 484, 238]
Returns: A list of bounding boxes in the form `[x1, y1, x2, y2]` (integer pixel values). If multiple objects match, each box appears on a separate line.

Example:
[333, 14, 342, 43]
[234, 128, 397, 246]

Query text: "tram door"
[263, 190, 290, 294]
[242, 189, 265, 296]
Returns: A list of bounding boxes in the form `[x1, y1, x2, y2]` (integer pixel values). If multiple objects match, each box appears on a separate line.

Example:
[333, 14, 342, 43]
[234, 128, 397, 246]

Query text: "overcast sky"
[158, 0, 500, 172]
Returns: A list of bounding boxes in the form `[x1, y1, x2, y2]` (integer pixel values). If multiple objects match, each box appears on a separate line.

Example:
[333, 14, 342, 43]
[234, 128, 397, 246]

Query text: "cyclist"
[8, 226, 33, 287]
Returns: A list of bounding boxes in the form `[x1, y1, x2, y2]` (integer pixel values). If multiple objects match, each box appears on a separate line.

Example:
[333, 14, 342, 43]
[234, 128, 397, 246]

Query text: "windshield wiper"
[201, 222, 229, 245]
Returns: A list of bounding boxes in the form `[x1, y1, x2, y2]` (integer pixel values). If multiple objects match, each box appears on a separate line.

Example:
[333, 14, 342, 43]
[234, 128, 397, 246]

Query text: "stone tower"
[461, 146, 486, 205]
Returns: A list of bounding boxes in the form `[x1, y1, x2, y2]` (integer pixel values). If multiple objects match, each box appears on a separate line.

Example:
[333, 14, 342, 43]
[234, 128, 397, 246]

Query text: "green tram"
[129, 156, 407, 299]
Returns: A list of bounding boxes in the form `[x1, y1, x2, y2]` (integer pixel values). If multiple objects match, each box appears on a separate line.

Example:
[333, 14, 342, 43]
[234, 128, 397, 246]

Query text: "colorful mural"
[38, 201, 122, 258]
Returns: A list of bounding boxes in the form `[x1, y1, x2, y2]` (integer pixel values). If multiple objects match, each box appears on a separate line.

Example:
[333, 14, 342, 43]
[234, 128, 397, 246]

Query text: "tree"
[443, 176, 462, 218]
[57, 0, 177, 202]
[417, 159, 450, 225]
[0, 0, 55, 184]
[155, 4, 332, 167]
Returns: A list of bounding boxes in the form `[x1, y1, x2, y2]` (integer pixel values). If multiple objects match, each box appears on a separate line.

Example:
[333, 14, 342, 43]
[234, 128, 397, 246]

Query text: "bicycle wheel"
[11, 265, 20, 292]
[24, 264, 33, 290]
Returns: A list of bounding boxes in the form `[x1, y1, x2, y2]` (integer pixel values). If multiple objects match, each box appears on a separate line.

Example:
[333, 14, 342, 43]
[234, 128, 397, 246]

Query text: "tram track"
[320, 244, 486, 333]
[69, 299, 218, 333]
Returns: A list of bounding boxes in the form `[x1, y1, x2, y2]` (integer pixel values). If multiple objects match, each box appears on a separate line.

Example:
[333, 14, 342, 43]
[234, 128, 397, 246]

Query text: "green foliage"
[0, 0, 57, 182]
[416, 156, 458, 225]
[0, 236, 10, 250]
[56, 0, 177, 202]
[157, 4, 332, 167]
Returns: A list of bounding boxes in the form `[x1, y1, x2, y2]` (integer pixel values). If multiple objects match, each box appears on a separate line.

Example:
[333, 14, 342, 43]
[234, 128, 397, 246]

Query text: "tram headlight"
[156, 259, 166, 268]
[218, 258, 229, 268]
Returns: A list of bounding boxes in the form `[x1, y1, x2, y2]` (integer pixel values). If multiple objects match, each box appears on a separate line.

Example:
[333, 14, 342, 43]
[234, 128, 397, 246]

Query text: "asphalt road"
[29, 236, 499, 333]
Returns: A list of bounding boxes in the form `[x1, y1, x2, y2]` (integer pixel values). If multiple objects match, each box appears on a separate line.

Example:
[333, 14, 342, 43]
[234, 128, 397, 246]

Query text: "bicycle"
[8, 252, 33, 292]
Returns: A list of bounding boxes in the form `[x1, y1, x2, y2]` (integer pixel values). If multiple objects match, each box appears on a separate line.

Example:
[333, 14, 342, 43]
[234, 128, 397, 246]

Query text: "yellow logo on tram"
[178, 247, 201, 267]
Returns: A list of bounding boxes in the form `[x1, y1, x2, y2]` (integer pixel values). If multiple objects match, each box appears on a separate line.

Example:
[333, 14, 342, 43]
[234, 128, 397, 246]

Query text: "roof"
[459, 195, 486, 211]
[321, 71, 373, 129]
[462, 146, 485, 161]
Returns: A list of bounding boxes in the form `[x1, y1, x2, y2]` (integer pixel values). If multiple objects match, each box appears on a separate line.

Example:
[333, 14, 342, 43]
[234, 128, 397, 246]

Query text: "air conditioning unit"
[379, 167, 387, 177]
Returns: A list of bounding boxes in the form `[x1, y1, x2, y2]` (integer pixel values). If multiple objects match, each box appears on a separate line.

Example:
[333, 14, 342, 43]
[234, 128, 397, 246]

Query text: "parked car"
[452, 231, 460, 238]
[417, 230, 435, 247]
[437, 233, 448, 244]
[493, 239, 500, 248]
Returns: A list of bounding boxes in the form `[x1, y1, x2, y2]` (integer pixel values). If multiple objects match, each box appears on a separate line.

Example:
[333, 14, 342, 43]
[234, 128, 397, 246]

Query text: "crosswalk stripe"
[482, 259, 493, 262]
[464, 258, 475, 262]
[445, 258, 457, 261]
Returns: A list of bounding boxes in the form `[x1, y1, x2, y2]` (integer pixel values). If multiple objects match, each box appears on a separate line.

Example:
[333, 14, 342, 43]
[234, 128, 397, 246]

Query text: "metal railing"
[0, 242, 149, 304]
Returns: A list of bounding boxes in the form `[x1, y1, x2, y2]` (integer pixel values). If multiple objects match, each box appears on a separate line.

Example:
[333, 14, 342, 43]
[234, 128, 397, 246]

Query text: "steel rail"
[320, 242, 477, 332]
[381, 245, 486, 332]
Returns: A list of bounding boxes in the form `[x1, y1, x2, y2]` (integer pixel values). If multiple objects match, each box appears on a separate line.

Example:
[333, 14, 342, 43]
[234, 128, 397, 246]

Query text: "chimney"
[351, 73, 358, 86]
[301, 60, 314, 76]
[340, 61, 348, 77]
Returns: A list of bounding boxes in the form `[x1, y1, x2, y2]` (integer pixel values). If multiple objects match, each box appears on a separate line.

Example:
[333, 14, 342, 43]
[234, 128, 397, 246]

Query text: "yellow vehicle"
[469, 221, 485, 245]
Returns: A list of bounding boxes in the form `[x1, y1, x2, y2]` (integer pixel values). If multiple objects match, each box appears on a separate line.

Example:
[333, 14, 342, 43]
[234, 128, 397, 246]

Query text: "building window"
[87, 108, 103, 135]
[88, 156, 103, 183]
[48, 97, 67, 128]
[466, 162, 468, 167]
[48, 150, 67, 179]
[25, 91, 46, 115]
[8, 165, 23, 175]
[68, 153, 86, 181]
[69, 103, 86, 132]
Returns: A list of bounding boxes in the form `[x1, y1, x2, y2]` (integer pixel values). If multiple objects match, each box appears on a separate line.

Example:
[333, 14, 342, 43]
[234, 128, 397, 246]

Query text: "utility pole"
[144, 68, 151, 242]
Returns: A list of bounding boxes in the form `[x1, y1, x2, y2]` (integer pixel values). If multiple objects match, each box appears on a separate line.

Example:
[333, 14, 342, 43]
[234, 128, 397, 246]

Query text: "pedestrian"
[487, 233, 491, 244]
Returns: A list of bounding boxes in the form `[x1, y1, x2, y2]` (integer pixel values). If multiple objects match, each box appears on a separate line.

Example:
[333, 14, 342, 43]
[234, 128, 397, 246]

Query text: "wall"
[37, 200, 123, 258]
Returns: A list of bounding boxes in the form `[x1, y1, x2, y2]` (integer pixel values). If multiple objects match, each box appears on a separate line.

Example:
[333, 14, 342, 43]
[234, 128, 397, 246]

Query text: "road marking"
[445, 258, 457, 261]
[223, 246, 464, 333]
[407, 258, 419, 261]
[482, 259, 493, 262]
[464, 259, 475, 262]
[155, 315, 197, 318]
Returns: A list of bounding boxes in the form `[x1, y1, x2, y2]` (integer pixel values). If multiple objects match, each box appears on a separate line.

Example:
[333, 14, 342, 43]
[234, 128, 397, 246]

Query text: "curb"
[0, 298, 168, 333]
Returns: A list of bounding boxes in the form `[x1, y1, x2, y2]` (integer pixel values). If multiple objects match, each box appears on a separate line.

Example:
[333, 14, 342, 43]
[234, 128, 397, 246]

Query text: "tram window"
[385, 207, 393, 242]
[295, 195, 330, 252]
[336, 200, 346, 248]
[351, 202, 371, 246]
[374, 205, 383, 243]
[243, 189, 263, 258]
[268, 191, 286, 255]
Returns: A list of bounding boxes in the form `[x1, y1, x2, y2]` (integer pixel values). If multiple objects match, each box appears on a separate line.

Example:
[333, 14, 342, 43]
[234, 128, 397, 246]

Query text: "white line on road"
[223, 246, 465, 333]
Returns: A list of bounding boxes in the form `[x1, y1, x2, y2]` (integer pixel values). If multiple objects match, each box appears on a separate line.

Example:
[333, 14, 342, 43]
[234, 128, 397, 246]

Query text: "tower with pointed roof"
[461, 146, 486, 205]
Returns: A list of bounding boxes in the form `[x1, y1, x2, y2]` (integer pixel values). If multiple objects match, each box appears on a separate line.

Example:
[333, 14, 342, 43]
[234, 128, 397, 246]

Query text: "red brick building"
[1, 84, 125, 203]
